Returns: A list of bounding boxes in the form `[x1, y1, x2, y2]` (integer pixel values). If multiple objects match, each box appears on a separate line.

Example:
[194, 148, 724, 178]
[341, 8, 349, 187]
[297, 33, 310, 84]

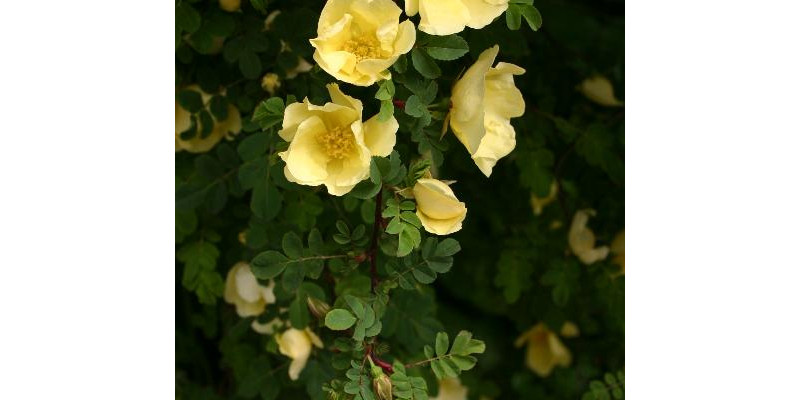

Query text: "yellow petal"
[432, 377, 469, 400]
[579, 76, 624, 107]
[234, 263, 262, 303]
[327, 83, 363, 116]
[413, 179, 467, 219]
[568, 209, 610, 265]
[362, 114, 398, 157]
[462, 0, 509, 29]
[417, 0, 470, 35]
[472, 114, 516, 177]
[450, 45, 498, 154]
[281, 116, 330, 183]
[393, 20, 417, 55]
[405, 0, 419, 16]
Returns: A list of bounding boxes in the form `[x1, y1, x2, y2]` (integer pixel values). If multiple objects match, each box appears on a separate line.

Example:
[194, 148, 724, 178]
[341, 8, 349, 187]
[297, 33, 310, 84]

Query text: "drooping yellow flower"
[218, 0, 240, 12]
[405, 0, 509, 36]
[175, 85, 242, 153]
[431, 377, 468, 400]
[515, 323, 572, 377]
[275, 328, 324, 380]
[578, 76, 624, 107]
[310, 0, 416, 86]
[568, 209, 610, 265]
[413, 178, 468, 235]
[261, 73, 281, 95]
[611, 230, 625, 275]
[278, 83, 398, 196]
[223, 262, 276, 317]
[530, 182, 559, 216]
[450, 45, 525, 177]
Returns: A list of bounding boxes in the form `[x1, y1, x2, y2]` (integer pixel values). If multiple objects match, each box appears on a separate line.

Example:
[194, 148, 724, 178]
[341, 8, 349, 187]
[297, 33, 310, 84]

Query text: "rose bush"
[176, 0, 624, 399]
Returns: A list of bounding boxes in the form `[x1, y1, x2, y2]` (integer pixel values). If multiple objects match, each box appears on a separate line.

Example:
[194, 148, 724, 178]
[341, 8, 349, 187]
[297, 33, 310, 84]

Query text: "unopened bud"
[372, 370, 393, 400]
[306, 297, 331, 319]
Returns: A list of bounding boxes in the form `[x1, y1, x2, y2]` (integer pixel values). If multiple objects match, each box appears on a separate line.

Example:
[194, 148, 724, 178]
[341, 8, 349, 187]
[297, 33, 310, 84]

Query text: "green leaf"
[282, 232, 303, 259]
[521, 5, 543, 31]
[252, 97, 285, 130]
[450, 355, 477, 371]
[411, 48, 441, 79]
[237, 132, 270, 161]
[239, 51, 262, 79]
[434, 332, 449, 357]
[325, 309, 357, 330]
[404, 95, 427, 118]
[375, 80, 395, 101]
[435, 238, 461, 257]
[421, 35, 469, 61]
[378, 100, 394, 122]
[450, 330, 472, 355]
[290, 295, 310, 329]
[251, 180, 282, 221]
[506, 5, 523, 30]
[177, 89, 203, 113]
[176, 3, 201, 33]
[209, 95, 228, 121]
[250, 250, 289, 279]
[177, 241, 223, 305]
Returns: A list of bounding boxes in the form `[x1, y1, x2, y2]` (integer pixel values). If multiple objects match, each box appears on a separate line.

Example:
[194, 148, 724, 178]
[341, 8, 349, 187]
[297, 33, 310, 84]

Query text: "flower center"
[317, 125, 355, 160]
[343, 35, 382, 61]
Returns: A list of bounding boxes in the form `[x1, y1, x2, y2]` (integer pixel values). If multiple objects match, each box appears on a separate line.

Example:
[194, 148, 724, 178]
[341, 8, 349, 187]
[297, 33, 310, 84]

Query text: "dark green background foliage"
[176, 0, 624, 399]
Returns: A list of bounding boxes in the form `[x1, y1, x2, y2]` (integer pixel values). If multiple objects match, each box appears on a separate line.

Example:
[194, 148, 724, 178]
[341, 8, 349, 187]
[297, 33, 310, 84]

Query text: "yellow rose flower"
[514, 323, 572, 377]
[413, 178, 467, 235]
[310, 0, 416, 86]
[278, 83, 398, 196]
[219, 0, 240, 12]
[568, 209, 610, 265]
[223, 262, 276, 318]
[530, 182, 558, 216]
[276, 328, 324, 380]
[611, 230, 625, 275]
[431, 377, 468, 400]
[405, 0, 509, 36]
[450, 45, 525, 177]
[175, 85, 242, 153]
[578, 76, 624, 107]
[261, 73, 281, 95]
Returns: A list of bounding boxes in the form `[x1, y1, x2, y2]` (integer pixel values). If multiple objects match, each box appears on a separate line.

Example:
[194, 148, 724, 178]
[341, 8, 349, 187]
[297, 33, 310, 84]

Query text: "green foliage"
[176, 1, 624, 399]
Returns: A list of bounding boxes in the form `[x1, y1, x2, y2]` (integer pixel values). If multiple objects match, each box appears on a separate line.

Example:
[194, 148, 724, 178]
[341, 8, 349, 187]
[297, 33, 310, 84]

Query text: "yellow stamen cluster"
[343, 36, 382, 61]
[317, 125, 355, 160]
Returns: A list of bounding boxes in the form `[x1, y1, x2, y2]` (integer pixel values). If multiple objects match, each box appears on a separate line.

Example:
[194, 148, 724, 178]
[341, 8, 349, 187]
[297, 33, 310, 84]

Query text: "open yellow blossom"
[310, 0, 416, 86]
[611, 230, 625, 275]
[531, 182, 559, 216]
[223, 262, 276, 318]
[450, 45, 525, 177]
[578, 76, 624, 107]
[431, 377, 468, 400]
[515, 323, 572, 377]
[175, 85, 242, 153]
[278, 83, 398, 196]
[413, 178, 467, 235]
[276, 328, 324, 380]
[568, 209, 610, 265]
[405, 0, 509, 36]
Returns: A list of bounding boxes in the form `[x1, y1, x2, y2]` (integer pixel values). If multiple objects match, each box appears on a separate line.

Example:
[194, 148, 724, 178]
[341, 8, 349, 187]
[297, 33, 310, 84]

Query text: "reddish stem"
[368, 347, 394, 374]
[392, 99, 405, 108]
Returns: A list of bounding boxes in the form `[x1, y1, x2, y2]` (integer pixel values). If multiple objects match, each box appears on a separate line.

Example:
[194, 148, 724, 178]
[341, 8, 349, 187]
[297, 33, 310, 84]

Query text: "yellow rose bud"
[278, 83, 398, 196]
[578, 76, 624, 107]
[306, 296, 331, 319]
[218, 0, 241, 12]
[223, 262, 276, 317]
[405, 0, 509, 36]
[261, 73, 281, 95]
[514, 323, 572, 377]
[310, 0, 415, 86]
[431, 377, 468, 400]
[568, 209, 610, 265]
[175, 85, 242, 153]
[530, 182, 558, 216]
[559, 321, 580, 338]
[450, 45, 525, 177]
[276, 328, 324, 380]
[371, 369, 393, 400]
[611, 230, 625, 275]
[413, 178, 467, 235]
